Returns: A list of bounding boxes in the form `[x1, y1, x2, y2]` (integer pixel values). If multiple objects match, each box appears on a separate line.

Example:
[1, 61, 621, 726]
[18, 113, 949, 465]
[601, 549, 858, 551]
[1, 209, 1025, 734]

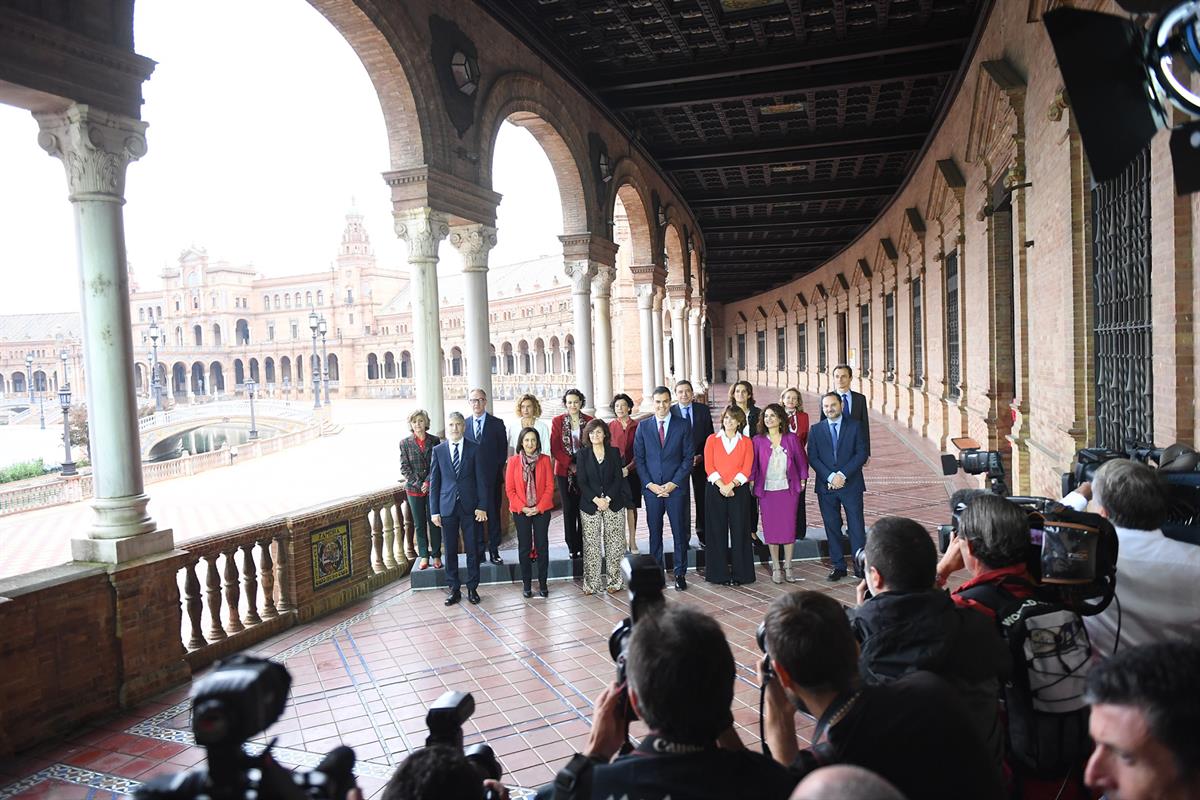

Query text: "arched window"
[138, 308, 145, 322]
[284, 294, 292, 308]
[306, 291, 313, 306]
[263, 295, 271, 310]
[276, 293, 282, 308]
[316, 290, 324, 306]
[294, 292, 301, 308]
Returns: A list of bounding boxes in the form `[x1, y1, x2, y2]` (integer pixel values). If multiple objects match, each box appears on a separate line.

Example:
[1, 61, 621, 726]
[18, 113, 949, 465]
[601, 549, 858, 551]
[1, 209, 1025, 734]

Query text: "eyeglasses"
[469, 397, 486, 403]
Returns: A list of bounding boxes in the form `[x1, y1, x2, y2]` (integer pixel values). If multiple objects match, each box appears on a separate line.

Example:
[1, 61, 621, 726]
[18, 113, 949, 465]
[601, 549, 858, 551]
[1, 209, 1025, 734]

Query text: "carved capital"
[565, 260, 597, 293]
[635, 283, 656, 308]
[449, 224, 497, 271]
[35, 104, 147, 201]
[666, 297, 687, 316]
[591, 264, 616, 297]
[688, 306, 703, 324]
[395, 208, 450, 260]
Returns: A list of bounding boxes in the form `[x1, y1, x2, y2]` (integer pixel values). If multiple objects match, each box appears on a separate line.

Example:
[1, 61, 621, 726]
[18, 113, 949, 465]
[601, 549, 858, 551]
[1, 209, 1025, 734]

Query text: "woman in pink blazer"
[750, 402, 809, 583]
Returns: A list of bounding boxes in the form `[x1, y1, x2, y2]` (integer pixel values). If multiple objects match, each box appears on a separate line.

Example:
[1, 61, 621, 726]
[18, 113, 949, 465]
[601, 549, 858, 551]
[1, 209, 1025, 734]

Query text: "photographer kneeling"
[544, 603, 796, 800]
[851, 516, 1009, 770]
[761, 590, 1004, 800]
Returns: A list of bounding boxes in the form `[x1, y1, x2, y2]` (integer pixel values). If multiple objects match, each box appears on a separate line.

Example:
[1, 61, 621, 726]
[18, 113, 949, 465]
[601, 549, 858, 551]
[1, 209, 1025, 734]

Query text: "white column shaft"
[652, 293, 666, 388]
[637, 286, 657, 412]
[396, 209, 449, 431]
[567, 261, 597, 414]
[591, 265, 616, 419]
[669, 301, 686, 385]
[689, 308, 704, 389]
[451, 225, 497, 411]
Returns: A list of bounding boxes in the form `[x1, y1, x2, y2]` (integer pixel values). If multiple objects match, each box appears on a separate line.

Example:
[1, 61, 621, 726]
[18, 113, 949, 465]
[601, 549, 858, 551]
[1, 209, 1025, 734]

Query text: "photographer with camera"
[381, 746, 508, 800]
[759, 590, 1003, 800]
[545, 603, 796, 800]
[1060, 458, 1200, 656]
[851, 516, 1009, 770]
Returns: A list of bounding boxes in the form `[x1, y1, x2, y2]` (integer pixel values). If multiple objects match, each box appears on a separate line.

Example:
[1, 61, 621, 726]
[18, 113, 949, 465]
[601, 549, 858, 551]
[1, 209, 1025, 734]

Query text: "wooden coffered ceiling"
[474, 0, 992, 302]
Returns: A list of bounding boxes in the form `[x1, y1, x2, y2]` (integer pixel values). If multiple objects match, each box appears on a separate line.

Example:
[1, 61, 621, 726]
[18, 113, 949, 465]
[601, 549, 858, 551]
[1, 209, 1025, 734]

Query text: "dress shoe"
[827, 568, 848, 582]
[432, 558, 443, 569]
[444, 591, 462, 606]
[522, 589, 533, 599]
[418, 557, 429, 570]
[468, 588, 481, 604]
[675, 575, 688, 591]
[490, 555, 503, 565]
[538, 588, 549, 598]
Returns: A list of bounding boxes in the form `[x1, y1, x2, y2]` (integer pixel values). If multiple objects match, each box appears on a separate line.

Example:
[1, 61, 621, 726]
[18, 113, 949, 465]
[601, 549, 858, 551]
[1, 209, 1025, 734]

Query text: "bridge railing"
[176, 486, 411, 669]
[137, 400, 314, 433]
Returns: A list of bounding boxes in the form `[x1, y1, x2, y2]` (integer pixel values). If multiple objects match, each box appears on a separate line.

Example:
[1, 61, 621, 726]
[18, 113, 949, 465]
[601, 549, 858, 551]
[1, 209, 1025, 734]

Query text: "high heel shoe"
[772, 566, 783, 584]
[783, 563, 795, 583]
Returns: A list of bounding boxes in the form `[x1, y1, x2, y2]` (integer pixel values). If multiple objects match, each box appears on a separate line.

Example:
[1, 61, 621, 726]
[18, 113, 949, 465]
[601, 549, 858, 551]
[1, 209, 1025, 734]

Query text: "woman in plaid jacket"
[399, 408, 442, 569]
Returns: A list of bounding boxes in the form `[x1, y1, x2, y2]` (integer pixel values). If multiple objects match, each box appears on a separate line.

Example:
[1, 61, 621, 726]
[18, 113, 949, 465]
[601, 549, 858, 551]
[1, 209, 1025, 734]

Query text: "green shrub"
[0, 459, 47, 485]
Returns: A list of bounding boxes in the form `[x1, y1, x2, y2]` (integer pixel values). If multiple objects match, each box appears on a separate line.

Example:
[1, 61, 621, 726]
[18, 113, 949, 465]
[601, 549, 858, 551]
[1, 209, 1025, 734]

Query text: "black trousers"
[479, 466, 504, 557]
[795, 487, 808, 540]
[687, 462, 707, 544]
[556, 476, 583, 555]
[705, 483, 754, 584]
[514, 511, 550, 589]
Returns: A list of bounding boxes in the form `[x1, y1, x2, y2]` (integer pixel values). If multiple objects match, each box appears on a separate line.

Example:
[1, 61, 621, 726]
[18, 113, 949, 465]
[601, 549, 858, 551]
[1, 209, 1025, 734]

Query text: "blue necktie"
[451, 442, 461, 477]
[831, 422, 839, 454]
[475, 418, 482, 440]
[683, 406, 691, 428]
[842, 393, 851, 414]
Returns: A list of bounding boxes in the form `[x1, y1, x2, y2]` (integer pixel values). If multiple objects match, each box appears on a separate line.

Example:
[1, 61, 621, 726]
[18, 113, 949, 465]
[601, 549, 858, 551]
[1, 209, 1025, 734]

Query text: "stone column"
[450, 224, 496, 411]
[689, 305, 704, 389]
[566, 260, 597, 414]
[636, 284, 657, 412]
[667, 296, 687, 386]
[652, 289, 666, 388]
[36, 105, 172, 561]
[591, 264, 616, 419]
[395, 208, 449, 431]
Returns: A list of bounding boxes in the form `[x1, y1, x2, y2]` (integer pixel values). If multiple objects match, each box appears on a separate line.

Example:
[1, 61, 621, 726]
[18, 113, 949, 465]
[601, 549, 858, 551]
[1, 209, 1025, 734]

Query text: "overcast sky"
[0, 0, 563, 316]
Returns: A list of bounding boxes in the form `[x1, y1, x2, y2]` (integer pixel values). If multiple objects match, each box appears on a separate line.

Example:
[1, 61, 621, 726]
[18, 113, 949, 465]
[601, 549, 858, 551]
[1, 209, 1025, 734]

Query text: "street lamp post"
[319, 316, 330, 405]
[59, 382, 76, 476]
[308, 311, 321, 410]
[245, 377, 259, 440]
[149, 321, 162, 411]
[25, 353, 33, 405]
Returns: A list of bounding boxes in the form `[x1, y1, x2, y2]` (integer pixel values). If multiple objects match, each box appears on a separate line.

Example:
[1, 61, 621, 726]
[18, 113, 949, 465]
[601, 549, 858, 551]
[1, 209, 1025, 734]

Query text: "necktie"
[683, 406, 691, 427]
[842, 393, 850, 414]
[831, 422, 839, 454]
[475, 418, 482, 440]
[452, 442, 461, 476]
[658, 420, 666, 446]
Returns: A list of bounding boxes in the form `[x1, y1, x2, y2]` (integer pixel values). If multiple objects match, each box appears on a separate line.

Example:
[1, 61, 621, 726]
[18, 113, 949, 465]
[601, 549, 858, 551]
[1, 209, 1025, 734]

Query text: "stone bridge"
[137, 400, 317, 458]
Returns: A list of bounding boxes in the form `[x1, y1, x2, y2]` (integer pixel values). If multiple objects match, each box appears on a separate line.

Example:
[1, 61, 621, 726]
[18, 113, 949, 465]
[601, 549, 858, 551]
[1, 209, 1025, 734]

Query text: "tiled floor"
[0, 386, 972, 798]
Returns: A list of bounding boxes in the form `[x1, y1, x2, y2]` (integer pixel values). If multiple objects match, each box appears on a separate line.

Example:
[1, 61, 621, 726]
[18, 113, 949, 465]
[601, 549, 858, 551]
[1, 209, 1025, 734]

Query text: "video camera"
[134, 656, 357, 800]
[424, 690, 503, 798]
[939, 439, 1118, 616]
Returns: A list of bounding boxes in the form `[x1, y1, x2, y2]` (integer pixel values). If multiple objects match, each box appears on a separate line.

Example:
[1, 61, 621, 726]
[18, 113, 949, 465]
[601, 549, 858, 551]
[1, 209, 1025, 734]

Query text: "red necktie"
[658, 420, 665, 446]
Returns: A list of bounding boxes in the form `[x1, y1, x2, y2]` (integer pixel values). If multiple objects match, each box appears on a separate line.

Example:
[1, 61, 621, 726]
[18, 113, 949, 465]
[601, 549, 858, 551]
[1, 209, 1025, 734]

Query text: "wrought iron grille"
[837, 312, 849, 365]
[946, 251, 961, 399]
[912, 277, 924, 387]
[860, 303, 871, 378]
[737, 333, 746, 370]
[756, 329, 767, 370]
[817, 318, 828, 373]
[884, 291, 896, 381]
[776, 325, 787, 370]
[1092, 147, 1153, 450]
[797, 322, 808, 372]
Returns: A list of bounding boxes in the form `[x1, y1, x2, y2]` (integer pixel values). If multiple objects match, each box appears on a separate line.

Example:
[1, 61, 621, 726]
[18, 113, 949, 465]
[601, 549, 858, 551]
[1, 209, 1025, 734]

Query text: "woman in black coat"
[576, 419, 629, 594]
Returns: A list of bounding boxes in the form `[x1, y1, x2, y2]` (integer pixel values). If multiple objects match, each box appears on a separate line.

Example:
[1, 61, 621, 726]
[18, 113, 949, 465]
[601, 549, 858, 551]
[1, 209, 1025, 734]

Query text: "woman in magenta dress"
[750, 402, 809, 583]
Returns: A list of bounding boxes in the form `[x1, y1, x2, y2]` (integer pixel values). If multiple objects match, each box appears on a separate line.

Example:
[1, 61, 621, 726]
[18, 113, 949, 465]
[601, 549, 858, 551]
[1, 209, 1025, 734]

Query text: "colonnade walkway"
[0, 385, 966, 798]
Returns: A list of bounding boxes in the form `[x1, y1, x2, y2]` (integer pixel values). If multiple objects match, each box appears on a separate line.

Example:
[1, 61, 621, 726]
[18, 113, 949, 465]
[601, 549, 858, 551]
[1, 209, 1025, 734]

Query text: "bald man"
[791, 766, 906, 800]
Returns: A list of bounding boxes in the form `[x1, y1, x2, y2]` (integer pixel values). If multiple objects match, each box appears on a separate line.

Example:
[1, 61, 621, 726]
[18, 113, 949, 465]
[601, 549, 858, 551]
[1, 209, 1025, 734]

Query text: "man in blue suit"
[807, 392, 868, 582]
[635, 386, 695, 590]
[430, 411, 489, 605]
[673, 379, 715, 548]
[464, 387, 508, 564]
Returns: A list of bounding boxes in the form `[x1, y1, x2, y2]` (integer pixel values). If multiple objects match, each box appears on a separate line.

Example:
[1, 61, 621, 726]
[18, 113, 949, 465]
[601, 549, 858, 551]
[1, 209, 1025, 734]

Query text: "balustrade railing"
[176, 487, 410, 667]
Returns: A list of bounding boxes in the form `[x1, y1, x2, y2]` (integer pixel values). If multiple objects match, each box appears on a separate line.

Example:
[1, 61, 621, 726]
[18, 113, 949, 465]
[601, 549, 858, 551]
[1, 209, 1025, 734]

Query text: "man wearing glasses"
[465, 388, 509, 564]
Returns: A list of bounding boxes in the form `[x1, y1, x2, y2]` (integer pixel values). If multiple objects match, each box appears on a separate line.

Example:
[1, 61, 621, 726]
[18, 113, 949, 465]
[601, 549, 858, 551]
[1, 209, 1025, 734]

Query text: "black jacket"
[851, 589, 1010, 769]
[576, 445, 629, 515]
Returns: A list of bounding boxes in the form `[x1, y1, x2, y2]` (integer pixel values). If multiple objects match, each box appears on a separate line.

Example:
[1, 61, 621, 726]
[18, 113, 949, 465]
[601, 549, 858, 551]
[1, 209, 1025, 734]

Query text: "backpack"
[957, 583, 1093, 777]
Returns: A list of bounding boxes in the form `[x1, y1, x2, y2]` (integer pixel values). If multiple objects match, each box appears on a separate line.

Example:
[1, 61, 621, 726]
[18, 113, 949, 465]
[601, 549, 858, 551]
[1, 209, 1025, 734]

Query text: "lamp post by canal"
[59, 381, 76, 476]
[319, 316, 330, 405]
[25, 353, 34, 405]
[308, 310, 321, 410]
[149, 321, 162, 411]
[245, 377, 259, 440]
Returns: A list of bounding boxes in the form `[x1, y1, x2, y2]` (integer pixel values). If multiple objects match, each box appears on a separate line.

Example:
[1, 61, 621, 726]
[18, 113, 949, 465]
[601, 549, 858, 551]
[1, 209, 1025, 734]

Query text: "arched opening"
[518, 339, 531, 374]
[212, 323, 222, 347]
[193, 324, 203, 347]
[489, 343, 498, 375]
[134, 364, 145, 392]
[209, 362, 225, 393]
[175, 326, 184, 347]
[400, 351, 411, 379]
[549, 336, 561, 373]
[367, 353, 379, 380]
[383, 351, 396, 379]
[264, 357, 276, 384]
[564, 334, 575, 374]
[450, 346, 463, 376]
[249, 358, 260, 383]
[280, 356, 293, 386]
[235, 319, 250, 346]
[190, 362, 206, 395]
[233, 359, 245, 386]
[11, 372, 26, 395]
[296, 355, 304, 384]
[328, 353, 340, 382]
[502, 342, 515, 375]
[534, 338, 546, 373]
[172, 363, 187, 396]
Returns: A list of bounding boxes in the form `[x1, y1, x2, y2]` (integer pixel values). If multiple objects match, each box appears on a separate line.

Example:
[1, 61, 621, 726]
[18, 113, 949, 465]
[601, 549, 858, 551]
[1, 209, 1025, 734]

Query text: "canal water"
[147, 424, 277, 462]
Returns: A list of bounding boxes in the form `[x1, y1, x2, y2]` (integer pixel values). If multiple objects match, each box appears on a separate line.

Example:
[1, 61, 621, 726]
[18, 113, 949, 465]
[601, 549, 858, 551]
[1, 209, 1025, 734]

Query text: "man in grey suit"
[833, 364, 870, 457]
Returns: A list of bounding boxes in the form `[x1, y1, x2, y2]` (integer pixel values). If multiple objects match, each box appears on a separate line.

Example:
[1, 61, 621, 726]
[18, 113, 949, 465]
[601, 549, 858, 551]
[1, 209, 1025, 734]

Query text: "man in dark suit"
[833, 364, 870, 456]
[672, 379, 714, 548]
[430, 411, 489, 605]
[465, 387, 508, 564]
[635, 386, 695, 590]
[807, 392, 868, 582]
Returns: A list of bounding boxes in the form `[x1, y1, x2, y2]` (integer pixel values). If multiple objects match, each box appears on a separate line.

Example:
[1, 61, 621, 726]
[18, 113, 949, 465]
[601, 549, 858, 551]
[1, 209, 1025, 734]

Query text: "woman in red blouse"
[608, 392, 641, 554]
[505, 427, 555, 597]
[780, 387, 810, 541]
[703, 405, 755, 585]
[550, 388, 593, 559]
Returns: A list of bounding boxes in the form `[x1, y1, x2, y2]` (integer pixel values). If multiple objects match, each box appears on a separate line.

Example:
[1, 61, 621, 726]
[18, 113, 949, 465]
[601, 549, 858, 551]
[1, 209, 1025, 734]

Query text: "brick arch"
[476, 73, 594, 234]
[306, 0, 438, 171]
[607, 159, 655, 266]
[663, 220, 687, 291]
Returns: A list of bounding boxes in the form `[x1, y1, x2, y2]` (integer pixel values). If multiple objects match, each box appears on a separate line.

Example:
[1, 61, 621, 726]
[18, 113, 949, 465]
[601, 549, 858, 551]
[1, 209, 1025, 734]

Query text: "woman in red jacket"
[550, 388, 593, 559]
[703, 405, 756, 585]
[505, 427, 555, 598]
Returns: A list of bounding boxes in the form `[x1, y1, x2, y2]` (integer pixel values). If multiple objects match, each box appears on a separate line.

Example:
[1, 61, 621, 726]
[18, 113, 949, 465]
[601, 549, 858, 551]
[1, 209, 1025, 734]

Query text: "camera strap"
[812, 689, 861, 746]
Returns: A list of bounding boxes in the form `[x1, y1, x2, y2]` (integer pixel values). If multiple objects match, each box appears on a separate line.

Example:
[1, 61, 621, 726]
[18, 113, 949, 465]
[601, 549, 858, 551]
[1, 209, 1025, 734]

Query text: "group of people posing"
[397, 366, 874, 606]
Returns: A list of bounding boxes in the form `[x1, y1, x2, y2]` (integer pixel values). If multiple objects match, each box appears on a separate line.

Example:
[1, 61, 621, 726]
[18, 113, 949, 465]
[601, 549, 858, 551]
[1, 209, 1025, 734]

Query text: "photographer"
[381, 746, 494, 800]
[760, 590, 1004, 800]
[549, 604, 796, 800]
[937, 494, 1038, 618]
[851, 516, 1009, 770]
[1061, 459, 1200, 655]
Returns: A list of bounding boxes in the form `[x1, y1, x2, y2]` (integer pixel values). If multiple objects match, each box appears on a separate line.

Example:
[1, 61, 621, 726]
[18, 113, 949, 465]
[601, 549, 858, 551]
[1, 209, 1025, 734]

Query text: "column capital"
[449, 224, 497, 272]
[395, 208, 450, 260]
[559, 233, 619, 266]
[565, 260, 597, 294]
[688, 305, 704, 323]
[635, 282, 656, 308]
[629, 263, 667, 288]
[665, 296, 687, 315]
[35, 104, 147, 201]
[591, 263, 616, 297]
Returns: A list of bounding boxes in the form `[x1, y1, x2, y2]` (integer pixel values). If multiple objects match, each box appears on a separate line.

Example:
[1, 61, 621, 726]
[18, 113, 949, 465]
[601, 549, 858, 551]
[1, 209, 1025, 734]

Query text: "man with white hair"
[791, 766, 906, 800]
